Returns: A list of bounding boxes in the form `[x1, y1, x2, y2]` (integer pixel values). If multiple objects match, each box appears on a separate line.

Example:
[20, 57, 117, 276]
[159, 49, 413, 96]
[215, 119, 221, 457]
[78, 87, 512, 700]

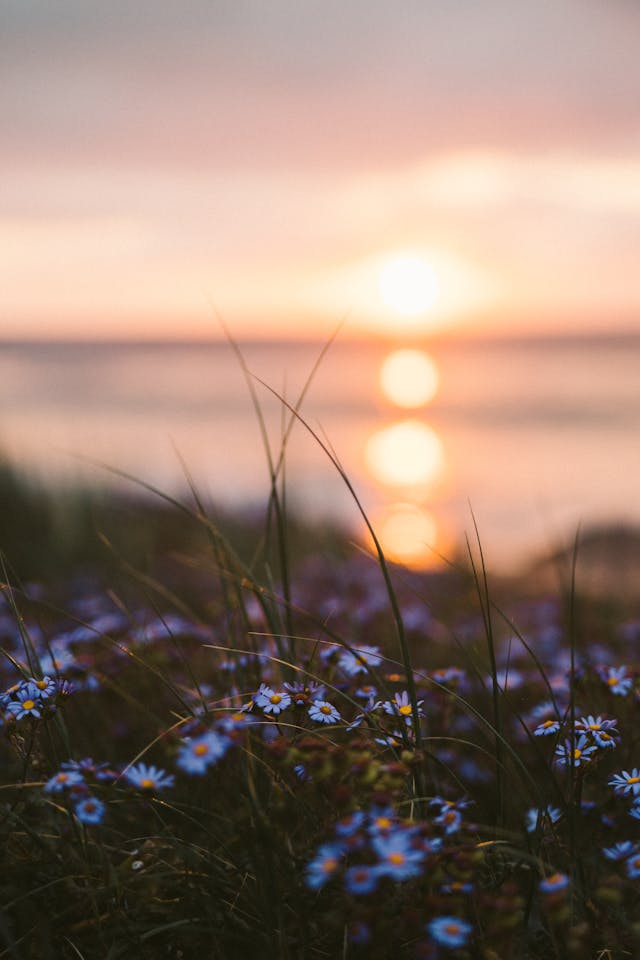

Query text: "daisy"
[553, 734, 597, 767]
[344, 864, 379, 895]
[539, 872, 570, 894]
[124, 762, 175, 792]
[601, 666, 633, 696]
[338, 645, 383, 677]
[534, 718, 561, 737]
[609, 768, 640, 797]
[372, 831, 424, 880]
[74, 796, 105, 825]
[427, 916, 472, 949]
[308, 700, 341, 724]
[6, 683, 43, 720]
[305, 842, 344, 890]
[253, 684, 292, 715]
[176, 730, 230, 775]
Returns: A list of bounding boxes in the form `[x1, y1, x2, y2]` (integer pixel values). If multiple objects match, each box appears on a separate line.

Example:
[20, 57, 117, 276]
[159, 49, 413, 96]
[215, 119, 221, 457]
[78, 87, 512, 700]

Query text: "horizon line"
[1, 326, 640, 348]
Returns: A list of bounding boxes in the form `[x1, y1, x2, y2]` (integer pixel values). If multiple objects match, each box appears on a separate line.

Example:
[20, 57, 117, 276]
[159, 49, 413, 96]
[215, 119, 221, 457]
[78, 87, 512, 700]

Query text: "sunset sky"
[3, 0, 640, 340]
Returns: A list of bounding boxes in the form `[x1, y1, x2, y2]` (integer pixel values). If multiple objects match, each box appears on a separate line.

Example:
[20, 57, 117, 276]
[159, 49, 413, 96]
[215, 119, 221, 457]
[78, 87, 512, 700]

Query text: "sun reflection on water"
[364, 346, 447, 568]
[374, 502, 439, 569]
[365, 419, 444, 488]
[379, 348, 440, 408]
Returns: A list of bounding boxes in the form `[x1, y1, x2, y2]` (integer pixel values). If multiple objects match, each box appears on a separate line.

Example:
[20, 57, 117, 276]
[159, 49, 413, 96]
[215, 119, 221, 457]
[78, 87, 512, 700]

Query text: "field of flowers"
[2, 493, 640, 960]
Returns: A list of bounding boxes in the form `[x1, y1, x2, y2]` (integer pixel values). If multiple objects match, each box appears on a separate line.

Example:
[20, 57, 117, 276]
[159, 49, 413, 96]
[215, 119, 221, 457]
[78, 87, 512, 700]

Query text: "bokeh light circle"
[380, 349, 440, 408]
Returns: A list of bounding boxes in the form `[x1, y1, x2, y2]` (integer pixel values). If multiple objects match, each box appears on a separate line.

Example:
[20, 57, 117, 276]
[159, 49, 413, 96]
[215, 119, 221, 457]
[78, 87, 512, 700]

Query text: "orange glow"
[376, 503, 438, 568]
[378, 253, 439, 317]
[380, 349, 439, 408]
[364, 420, 444, 487]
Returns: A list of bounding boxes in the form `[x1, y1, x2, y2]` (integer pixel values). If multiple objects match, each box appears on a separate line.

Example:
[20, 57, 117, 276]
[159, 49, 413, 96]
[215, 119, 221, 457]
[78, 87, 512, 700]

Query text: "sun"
[378, 253, 440, 318]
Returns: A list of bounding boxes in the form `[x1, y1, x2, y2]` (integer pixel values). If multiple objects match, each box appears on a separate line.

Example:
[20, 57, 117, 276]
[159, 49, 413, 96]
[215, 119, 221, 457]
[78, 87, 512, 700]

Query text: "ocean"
[1, 334, 638, 572]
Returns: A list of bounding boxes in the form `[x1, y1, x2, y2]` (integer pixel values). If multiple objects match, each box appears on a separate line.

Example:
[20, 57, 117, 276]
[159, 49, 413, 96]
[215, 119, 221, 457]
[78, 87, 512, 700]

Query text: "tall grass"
[0, 345, 639, 959]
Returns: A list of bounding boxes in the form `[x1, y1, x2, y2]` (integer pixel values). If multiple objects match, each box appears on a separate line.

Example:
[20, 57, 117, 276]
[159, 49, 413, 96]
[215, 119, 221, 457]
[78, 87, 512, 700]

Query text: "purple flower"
[6, 683, 43, 720]
[372, 831, 424, 880]
[626, 853, 640, 879]
[283, 680, 326, 704]
[539, 872, 570, 894]
[534, 718, 561, 737]
[124, 762, 174, 792]
[601, 666, 633, 696]
[609, 769, 640, 797]
[430, 667, 466, 687]
[338, 645, 383, 677]
[44, 769, 85, 794]
[381, 690, 423, 725]
[176, 730, 230, 775]
[554, 734, 597, 767]
[335, 810, 366, 837]
[305, 842, 344, 890]
[29, 676, 57, 699]
[434, 807, 462, 835]
[367, 806, 397, 835]
[440, 881, 473, 894]
[74, 796, 105, 825]
[308, 700, 341, 724]
[602, 841, 638, 861]
[427, 916, 472, 949]
[576, 715, 619, 748]
[354, 684, 378, 700]
[253, 684, 292, 715]
[344, 864, 379, 895]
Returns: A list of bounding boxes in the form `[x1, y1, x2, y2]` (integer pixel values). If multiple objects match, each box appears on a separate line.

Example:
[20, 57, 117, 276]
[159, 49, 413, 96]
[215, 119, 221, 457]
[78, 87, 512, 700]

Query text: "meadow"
[1, 391, 640, 960]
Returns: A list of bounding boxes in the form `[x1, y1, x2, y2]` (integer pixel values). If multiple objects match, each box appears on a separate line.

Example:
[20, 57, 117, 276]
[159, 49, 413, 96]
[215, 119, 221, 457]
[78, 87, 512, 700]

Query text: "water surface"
[1, 334, 638, 571]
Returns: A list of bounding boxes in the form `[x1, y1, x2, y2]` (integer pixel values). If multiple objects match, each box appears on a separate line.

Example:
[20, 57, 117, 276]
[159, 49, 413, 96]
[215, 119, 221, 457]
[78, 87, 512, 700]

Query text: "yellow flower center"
[36, 680, 48, 689]
[56, 773, 68, 782]
[140, 778, 155, 789]
[445, 923, 461, 935]
[376, 817, 392, 829]
[320, 705, 332, 715]
[22, 700, 35, 711]
[193, 744, 209, 756]
[573, 749, 582, 760]
[270, 694, 282, 704]
[388, 852, 406, 865]
[627, 776, 640, 785]
[542, 720, 555, 728]
[399, 704, 412, 716]
[608, 676, 619, 686]
[588, 723, 601, 730]
[322, 858, 337, 873]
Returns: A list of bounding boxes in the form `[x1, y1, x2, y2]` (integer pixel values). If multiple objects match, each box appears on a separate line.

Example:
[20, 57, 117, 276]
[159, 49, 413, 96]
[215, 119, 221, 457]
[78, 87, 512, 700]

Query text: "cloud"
[2, 0, 640, 173]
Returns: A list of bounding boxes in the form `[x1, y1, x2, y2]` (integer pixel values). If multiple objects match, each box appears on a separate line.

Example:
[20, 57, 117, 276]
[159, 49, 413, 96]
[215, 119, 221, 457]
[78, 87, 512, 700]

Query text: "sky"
[2, 0, 640, 341]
